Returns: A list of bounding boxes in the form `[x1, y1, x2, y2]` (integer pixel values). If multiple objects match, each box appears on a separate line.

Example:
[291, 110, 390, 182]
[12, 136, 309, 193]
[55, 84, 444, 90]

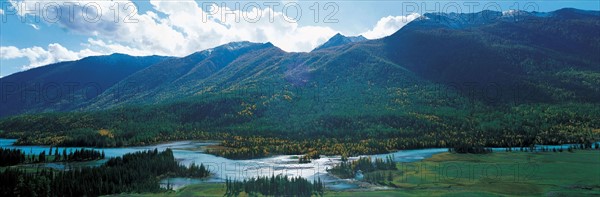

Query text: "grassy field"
[330, 150, 600, 196]
[107, 150, 600, 196]
[105, 184, 228, 197]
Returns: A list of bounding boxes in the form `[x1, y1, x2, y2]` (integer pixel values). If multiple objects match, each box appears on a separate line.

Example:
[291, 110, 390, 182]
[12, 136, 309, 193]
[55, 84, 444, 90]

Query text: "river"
[0, 138, 589, 190]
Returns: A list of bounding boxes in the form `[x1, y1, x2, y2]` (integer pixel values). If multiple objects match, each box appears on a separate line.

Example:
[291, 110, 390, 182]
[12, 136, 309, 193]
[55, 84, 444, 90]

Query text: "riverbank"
[109, 150, 600, 196]
[3, 137, 599, 196]
[0, 138, 446, 182]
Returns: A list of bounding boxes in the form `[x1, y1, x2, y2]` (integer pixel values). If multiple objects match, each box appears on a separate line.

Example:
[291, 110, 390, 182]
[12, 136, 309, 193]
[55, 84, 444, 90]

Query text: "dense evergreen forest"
[328, 156, 396, 179]
[449, 144, 494, 154]
[1, 100, 598, 160]
[225, 175, 324, 197]
[0, 147, 104, 166]
[0, 148, 26, 166]
[0, 149, 210, 197]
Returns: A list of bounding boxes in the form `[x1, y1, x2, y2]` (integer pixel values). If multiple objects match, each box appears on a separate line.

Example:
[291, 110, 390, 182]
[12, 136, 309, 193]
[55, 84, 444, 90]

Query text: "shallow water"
[0, 139, 447, 179]
[2, 138, 593, 190]
[0, 138, 448, 189]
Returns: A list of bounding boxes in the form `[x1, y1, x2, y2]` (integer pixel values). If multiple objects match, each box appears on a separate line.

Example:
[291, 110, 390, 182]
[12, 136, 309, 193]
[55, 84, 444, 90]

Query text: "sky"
[1, 0, 599, 77]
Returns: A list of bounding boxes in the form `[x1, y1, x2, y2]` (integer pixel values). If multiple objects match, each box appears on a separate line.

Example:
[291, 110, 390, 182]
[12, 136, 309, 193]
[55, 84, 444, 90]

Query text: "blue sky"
[1, 0, 599, 77]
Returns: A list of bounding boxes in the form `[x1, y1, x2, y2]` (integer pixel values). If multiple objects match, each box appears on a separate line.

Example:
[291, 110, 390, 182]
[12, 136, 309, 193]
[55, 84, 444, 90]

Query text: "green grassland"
[105, 184, 227, 197]
[108, 150, 600, 196]
[332, 150, 600, 196]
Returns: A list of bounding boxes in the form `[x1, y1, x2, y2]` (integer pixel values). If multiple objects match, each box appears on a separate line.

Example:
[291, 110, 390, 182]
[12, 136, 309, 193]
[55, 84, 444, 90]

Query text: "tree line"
[328, 156, 396, 179]
[0, 148, 210, 197]
[0, 147, 105, 166]
[0, 148, 26, 166]
[225, 175, 324, 197]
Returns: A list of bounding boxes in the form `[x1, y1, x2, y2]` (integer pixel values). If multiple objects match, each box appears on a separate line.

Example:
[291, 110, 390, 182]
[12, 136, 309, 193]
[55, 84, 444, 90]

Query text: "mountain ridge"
[312, 33, 368, 51]
[1, 8, 599, 151]
[0, 54, 170, 117]
[1, 8, 599, 117]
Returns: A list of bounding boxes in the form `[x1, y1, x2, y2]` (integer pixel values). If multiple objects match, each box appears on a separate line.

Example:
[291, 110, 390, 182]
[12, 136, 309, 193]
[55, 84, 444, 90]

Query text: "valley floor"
[107, 150, 600, 197]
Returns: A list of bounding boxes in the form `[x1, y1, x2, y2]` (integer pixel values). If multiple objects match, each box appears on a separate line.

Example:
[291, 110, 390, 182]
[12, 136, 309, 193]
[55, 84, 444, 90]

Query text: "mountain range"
[0, 54, 169, 117]
[0, 8, 599, 146]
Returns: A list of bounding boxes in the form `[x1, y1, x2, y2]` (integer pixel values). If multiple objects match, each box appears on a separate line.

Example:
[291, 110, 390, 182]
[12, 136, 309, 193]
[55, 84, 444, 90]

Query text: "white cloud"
[3, 1, 423, 71]
[84, 38, 157, 56]
[362, 13, 421, 39]
[0, 8, 4, 15]
[8, 0, 337, 55]
[0, 44, 104, 70]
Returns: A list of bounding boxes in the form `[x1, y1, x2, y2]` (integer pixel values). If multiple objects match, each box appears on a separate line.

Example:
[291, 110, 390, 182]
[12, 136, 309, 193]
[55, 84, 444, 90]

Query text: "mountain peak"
[331, 33, 344, 39]
[417, 10, 502, 29]
[219, 41, 260, 51]
[187, 41, 274, 58]
[312, 33, 367, 51]
[410, 8, 598, 31]
[550, 8, 600, 19]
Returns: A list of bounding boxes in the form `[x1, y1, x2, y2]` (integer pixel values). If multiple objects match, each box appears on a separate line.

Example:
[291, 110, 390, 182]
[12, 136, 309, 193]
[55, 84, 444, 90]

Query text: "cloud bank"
[1, 44, 101, 70]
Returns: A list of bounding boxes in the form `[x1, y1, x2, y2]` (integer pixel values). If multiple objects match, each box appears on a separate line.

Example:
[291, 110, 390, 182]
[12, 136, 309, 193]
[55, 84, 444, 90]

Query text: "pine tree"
[54, 150, 61, 162]
[38, 151, 46, 163]
[63, 149, 67, 161]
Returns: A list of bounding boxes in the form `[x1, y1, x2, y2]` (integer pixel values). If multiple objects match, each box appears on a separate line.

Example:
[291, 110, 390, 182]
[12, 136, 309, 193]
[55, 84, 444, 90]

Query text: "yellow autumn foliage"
[98, 129, 114, 138]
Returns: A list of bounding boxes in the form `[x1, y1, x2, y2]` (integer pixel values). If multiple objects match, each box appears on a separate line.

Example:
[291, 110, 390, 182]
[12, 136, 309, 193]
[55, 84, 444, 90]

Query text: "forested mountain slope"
[0, 9, 598, 151]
